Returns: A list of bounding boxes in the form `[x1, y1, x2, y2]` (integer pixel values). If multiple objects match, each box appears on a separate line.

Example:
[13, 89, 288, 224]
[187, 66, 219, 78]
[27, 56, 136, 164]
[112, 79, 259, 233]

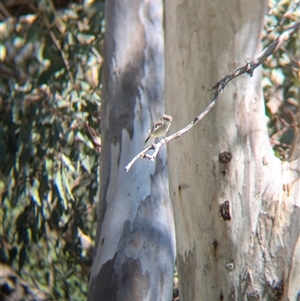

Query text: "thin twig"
[125, 21, 300, 172]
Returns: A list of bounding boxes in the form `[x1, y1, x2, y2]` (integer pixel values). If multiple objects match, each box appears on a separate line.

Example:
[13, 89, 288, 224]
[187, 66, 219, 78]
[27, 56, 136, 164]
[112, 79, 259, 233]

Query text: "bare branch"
[125, 144, 158, 172]
[125, 21, 300, 172]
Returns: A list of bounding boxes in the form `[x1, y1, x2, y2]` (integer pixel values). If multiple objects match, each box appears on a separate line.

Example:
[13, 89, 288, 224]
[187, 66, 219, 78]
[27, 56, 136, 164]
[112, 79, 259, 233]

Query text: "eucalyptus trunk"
[88, 0, 175, 300]
[165, 0, 300, 300]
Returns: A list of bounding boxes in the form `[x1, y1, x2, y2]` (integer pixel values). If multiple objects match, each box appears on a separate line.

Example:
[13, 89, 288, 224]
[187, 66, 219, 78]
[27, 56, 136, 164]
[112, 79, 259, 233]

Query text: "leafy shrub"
[0, 1, 104, 299]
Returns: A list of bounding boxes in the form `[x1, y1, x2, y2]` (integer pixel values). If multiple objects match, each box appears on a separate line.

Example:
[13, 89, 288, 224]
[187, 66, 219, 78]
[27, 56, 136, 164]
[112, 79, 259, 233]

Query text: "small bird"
[144, 114, 173, 144]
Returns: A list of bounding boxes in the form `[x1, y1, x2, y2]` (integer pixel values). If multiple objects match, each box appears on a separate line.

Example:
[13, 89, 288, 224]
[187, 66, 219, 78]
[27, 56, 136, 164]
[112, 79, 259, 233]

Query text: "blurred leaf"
[54, 169, 68, 210]
[76, 131, 94, 149]
[57, 99, 70, 108]
[80, 155, 91, 173]
[62, 168, 75, 201]
[30, 179, 41, 206]
[0, 44, 7, 61]
[0, 180, 5, 194]
[66, 130, 75, 145]
[61, 153, 76, 174]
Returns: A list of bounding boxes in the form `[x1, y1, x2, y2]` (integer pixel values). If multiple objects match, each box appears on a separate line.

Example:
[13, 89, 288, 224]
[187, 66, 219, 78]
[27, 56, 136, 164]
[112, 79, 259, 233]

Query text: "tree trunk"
[88, 0, 175, 300]
[165, 0, 300, 300]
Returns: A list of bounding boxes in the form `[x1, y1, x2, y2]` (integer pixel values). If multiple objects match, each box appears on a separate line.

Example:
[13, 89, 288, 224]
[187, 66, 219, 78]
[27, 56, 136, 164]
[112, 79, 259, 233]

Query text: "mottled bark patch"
[119, 257, 150, 301]
[90, 255, 118, 301]
[90, 254, 150, 301]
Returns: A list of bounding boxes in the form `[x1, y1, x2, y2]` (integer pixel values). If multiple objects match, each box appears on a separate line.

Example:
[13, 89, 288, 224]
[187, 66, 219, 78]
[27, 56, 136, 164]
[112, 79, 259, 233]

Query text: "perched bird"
[144, 114, 173, 144]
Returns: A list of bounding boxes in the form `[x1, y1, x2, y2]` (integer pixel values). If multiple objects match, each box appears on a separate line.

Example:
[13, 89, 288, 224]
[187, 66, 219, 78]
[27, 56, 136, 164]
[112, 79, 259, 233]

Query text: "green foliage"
[262, 0, 300, 159]
[0, 1, 104, 299]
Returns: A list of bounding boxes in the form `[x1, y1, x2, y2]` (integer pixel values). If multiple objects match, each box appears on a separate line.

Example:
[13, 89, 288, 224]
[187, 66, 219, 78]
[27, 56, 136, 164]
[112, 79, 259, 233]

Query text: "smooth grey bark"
[88, 1, 175, 301]
[165, 0, 300, 300]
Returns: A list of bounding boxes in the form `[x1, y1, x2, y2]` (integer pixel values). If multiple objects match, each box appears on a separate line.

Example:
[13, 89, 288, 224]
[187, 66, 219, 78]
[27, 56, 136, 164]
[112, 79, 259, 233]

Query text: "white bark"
[88, 0, 175, 300]
[165, 0, 299, 300]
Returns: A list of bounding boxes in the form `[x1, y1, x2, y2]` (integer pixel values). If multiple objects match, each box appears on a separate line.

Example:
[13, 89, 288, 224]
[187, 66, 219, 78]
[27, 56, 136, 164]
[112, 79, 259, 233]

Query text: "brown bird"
[144, 114, 173, 144]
